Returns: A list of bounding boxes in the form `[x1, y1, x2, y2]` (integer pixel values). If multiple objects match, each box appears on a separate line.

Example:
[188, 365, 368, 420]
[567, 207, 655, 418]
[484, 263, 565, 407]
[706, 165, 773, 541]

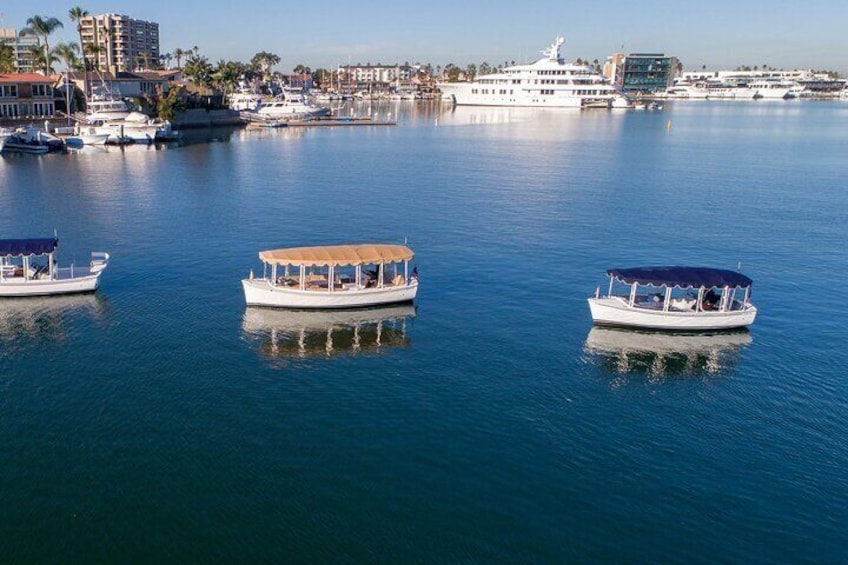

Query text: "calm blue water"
[1, 101, 847, 562]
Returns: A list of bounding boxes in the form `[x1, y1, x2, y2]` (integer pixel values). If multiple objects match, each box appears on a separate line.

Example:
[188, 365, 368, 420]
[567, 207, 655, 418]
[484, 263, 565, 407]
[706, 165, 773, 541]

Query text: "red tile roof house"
[0, 73, 58, 123]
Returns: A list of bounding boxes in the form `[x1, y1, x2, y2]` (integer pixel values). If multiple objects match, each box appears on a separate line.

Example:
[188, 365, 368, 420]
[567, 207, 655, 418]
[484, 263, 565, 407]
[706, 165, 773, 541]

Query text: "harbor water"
[1, 101, 847, 561]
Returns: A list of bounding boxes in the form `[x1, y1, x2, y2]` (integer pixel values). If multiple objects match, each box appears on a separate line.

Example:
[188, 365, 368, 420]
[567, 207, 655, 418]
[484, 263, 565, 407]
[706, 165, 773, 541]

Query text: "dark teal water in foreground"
[1, 101, 847, 562]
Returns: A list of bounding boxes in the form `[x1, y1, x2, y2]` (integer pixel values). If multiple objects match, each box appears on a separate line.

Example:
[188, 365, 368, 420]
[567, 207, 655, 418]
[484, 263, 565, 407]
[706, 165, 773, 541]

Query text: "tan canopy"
[259, 244, 414, 267]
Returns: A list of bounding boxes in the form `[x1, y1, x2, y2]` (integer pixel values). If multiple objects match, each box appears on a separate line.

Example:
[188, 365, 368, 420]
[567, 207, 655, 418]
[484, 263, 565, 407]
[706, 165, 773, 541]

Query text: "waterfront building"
[0, 28, 40, 73]
[615, 53, 680, 95]
[0, 73, 56, 120]
[341, 63, 418, 92]
[79, 14, 160, 74]
[67, 71, 172, 100]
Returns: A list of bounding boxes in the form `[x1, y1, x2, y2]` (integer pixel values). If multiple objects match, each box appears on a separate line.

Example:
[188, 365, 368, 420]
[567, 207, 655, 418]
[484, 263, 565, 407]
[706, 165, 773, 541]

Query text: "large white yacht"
[438, 36, 629, 109]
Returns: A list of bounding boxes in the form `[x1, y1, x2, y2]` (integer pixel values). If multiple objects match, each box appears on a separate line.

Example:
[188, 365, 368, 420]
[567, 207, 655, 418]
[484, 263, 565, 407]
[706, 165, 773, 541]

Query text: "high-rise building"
[0, 28, 40, 73]
[79, 14, 159, 73]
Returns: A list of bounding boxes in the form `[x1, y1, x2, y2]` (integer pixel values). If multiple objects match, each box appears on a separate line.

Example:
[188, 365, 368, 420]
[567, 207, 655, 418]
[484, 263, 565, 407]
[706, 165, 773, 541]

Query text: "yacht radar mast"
[543, 36, 565, 62]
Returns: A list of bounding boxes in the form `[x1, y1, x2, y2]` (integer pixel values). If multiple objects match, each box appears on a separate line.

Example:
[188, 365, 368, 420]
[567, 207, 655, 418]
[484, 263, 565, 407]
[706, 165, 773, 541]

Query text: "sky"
[2, 1, 846, 73]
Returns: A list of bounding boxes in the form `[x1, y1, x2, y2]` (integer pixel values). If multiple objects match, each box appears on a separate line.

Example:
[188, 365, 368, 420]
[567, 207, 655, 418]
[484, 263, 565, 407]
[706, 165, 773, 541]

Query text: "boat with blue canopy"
[587, 266, 757, 330]
[0, 237, 109, 297]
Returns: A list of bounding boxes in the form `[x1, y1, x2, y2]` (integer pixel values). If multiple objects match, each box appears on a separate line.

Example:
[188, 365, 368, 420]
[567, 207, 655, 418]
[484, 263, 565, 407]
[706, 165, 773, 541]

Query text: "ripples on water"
[1, 101, 847, 561]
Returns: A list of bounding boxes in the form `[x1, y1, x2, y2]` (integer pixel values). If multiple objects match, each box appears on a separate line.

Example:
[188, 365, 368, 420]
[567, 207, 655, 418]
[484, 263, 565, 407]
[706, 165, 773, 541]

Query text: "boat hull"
[0, 273, 103, 297]
[587, 297, 757, 330]
[439, 85, 627, 108]
[242, 278, 418, 309]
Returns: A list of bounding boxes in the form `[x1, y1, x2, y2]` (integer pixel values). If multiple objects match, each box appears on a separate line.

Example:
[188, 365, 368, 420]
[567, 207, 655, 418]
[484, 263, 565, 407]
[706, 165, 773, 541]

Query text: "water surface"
[1, 100, 846, 561]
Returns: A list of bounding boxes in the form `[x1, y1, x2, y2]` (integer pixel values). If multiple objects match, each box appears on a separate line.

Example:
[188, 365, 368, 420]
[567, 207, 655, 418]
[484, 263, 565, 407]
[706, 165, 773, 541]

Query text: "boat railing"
[54, 265, 96, 280]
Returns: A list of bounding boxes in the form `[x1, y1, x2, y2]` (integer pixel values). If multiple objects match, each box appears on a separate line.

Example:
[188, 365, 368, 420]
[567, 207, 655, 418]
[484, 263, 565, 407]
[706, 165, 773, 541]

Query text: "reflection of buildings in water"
[0, 294, 107, 346]
[583, 327, 752, 378]
[242, 304, 415, 359]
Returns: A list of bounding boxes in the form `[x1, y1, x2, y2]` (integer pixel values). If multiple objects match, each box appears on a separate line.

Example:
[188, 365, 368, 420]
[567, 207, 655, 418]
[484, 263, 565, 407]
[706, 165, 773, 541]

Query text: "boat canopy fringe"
[259, 244, 414, 267]
[608, 266, 752, 289]
[0, 238, 58, 257]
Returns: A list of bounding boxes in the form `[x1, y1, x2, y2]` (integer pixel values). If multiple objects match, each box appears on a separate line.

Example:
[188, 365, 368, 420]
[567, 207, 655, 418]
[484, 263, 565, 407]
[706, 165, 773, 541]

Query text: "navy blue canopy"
[0, 238, 58, 257]
[608, 266, 752, 288]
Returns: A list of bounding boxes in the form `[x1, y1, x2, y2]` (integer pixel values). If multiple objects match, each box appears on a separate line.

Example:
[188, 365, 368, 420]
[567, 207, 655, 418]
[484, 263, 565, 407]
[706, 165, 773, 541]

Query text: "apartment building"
[80, 14, 159, 73]
[0, 28, 40, 73]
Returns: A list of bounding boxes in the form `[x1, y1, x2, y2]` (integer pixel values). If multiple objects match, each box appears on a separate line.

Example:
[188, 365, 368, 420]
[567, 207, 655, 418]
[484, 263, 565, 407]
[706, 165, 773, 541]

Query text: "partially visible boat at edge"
[587, 266, 757, 331]
[0, 237, 109, 297]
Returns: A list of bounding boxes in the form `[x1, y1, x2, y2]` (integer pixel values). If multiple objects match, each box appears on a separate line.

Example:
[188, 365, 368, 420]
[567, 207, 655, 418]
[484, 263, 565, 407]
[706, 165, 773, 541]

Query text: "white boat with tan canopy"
[242, 243, 419, 308]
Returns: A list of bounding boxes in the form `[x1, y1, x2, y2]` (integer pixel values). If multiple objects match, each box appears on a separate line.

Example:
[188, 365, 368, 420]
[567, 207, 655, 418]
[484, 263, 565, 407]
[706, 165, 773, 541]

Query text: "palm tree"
[173, 48, 186, 70]
[184, 54, 212, 88]
[53, 42, 80, 71]
[20, 15, 64, 72]
[29, 45, 58, 75]
[68, 7, 89, 57]
[69, 8, 90, 95]
[0, 44, 15, 73]
[213, 60, 241, 97]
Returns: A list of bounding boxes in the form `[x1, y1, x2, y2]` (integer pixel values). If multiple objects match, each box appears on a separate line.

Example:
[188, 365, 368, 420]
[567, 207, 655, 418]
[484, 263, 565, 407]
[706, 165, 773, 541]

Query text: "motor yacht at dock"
[84, 97, 177, 144]
[438, 36, 629, 109]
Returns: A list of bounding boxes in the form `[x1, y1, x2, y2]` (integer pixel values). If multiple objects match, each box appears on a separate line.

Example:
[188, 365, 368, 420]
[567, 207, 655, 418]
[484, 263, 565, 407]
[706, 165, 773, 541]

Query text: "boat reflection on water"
[583, 327, 752, 379]
[242, 304, 415, 360]
[0, 294, 107, 350]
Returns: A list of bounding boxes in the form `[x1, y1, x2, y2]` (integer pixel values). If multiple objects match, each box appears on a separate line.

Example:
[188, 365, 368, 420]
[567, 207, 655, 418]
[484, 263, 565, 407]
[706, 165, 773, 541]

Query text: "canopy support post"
[329, 265, 334, 293]
[696, 287, 705, 312]
[300, 265, 305, 290]
[272, 264, 277, 286]
[628, 282, 637, 307]
[404, 261, 408, 284]
[607, 277, 614, 297]
[356, 265, 362, 289]
[378, 263, 384, 288]
[663, 287, 672, 312]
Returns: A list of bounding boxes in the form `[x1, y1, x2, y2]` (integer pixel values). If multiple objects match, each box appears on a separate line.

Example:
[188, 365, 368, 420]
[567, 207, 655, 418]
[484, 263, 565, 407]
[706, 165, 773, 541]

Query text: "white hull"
[754, 88, 791, 99]
[588, 297, 757, 330]
[0, 272, 103, 297]
[243, 278, 418, 309]
[440, 84, 628, 108]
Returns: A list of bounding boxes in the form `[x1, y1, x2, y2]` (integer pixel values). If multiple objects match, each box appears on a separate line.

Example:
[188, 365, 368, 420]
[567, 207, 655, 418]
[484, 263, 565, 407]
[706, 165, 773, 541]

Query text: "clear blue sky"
[2, 1, 845, 73]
